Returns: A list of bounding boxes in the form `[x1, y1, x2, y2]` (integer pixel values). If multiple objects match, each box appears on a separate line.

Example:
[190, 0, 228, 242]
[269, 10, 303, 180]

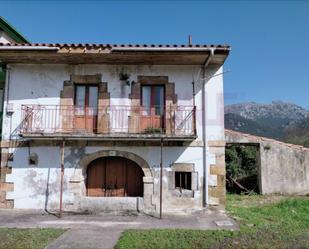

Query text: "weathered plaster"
[1, 64, 226, 211]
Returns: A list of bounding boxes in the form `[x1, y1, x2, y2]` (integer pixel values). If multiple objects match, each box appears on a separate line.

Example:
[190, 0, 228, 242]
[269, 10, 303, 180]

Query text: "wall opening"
[175, 171, 192, 190]
[225, 143, 260, 194]
[86, 156, 144, 197]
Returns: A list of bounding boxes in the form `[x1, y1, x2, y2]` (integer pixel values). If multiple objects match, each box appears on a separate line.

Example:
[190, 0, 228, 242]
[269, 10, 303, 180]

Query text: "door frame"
[140, 84, 166, 131]
[86, 156, 144, 197]
[76, 150, 154, 210]
[73, 84, 99, 132]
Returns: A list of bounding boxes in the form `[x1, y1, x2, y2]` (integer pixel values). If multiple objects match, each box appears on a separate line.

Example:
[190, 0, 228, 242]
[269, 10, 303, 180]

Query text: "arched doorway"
[86, 156, 144, 197]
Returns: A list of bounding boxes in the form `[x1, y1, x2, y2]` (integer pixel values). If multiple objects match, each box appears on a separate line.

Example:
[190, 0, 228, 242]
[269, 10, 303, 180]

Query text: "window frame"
[74, 84, 99, 112]
[140, 84, 166, 109]
[175, 171, 192, 190]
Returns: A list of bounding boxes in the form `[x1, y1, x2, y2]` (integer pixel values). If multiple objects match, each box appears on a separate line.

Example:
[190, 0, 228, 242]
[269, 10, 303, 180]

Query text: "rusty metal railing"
[20, 105, 196, 136]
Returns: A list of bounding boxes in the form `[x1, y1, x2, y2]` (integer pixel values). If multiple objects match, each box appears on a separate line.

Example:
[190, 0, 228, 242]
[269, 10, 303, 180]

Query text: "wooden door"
[104, 157, 126, 197]
[86, 158, 106, 197]
[74, 85, 98, 133]
[87, 157, 144, 197]
[141, 85, 165, 132]
[126, 160, 144, 196]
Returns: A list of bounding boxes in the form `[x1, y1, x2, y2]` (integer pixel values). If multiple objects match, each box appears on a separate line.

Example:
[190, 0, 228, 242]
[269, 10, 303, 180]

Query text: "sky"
[1, 0, 309, 108]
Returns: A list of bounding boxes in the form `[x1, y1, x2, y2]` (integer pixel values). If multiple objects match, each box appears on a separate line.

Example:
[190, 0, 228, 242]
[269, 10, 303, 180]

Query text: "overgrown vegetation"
[225, 145, 259, 193]
[116, 195, 309, 249]
[0, 228, 65, 249]
[143, 127, 162, 134]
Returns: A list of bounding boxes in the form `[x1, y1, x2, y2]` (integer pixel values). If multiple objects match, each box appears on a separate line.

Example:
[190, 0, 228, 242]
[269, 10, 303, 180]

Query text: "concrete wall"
[225, 129, 309, 195]
[0, 64, 226, 212]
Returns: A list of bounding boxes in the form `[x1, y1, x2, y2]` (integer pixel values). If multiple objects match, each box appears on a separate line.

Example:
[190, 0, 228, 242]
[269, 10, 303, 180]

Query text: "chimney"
[188, 35, 192, 46]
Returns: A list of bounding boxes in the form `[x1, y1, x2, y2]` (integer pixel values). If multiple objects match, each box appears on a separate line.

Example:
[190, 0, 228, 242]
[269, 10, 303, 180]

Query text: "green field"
[0, 228, 65, 249]
[116, 195, 309, 249]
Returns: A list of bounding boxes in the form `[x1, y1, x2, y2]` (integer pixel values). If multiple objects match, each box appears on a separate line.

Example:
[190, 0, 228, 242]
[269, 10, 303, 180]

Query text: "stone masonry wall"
[225, 129, 309, 195]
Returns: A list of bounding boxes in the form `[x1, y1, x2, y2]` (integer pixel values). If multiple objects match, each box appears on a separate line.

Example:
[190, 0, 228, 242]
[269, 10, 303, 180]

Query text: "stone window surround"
[60, 74, 110, 133]
[129, 76, 177, 106]
[129, 76, 178, 134]
[168, 163, 198, 198]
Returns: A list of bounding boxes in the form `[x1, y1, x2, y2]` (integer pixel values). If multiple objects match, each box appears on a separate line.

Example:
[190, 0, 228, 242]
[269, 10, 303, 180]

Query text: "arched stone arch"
[68, 150, 155, 212]
[79, 150, 153, 180]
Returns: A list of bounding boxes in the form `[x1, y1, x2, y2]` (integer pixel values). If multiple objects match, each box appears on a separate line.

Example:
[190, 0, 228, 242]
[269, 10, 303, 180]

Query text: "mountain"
[225, 101, 308, 128]
[225, 101, 309, 147]
[284, 118, 309, 147]
[224, 113, 284, 139]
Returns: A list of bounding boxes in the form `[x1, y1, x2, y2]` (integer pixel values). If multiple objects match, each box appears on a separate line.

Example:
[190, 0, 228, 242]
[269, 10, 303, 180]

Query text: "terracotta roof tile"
[0, 43, 231, 49]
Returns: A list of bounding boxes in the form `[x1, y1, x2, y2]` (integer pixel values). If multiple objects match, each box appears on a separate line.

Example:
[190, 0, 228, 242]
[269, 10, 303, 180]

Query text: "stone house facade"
[0, 38, 230, 215]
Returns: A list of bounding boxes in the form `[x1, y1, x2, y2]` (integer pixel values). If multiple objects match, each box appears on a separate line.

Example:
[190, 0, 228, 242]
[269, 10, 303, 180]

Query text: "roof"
[0, 43, 230, 65]
[0, 42, 230, 49]
[225, 129, 309, 151]
[0, 17, 29, 43]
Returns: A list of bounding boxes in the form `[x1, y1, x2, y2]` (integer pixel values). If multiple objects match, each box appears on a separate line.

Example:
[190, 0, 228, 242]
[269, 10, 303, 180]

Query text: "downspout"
[202, 49, 214, 207]
[3, 64, 13, 142]
[4, 64, 10, 114]
[159, 137, 163, 219]
[59, 139, 65, 218]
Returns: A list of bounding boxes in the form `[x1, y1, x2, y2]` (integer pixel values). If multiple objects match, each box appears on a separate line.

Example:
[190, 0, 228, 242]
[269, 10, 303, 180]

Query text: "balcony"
[20, 105, 197, 141]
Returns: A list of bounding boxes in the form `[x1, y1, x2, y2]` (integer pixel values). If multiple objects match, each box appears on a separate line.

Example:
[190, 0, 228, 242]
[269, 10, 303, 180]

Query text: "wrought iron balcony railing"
[20, 105, 196, 138]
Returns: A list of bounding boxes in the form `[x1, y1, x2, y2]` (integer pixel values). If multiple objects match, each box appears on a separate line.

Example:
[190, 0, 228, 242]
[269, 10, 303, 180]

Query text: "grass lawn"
[0, 228, 65, 249]
[116, 195, 309, 249]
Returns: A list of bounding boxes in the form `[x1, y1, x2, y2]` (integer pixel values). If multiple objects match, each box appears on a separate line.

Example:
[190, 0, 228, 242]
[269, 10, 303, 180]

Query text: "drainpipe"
[4, 64, 10, 115]
[3, 64, 13, 143]
[202, 49, 214, 207]
[59, 139, 65, 218]
[159, 137, 163, 219]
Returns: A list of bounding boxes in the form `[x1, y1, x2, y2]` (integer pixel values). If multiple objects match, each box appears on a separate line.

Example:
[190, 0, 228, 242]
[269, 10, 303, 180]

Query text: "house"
[0, 17, 29, 136]
[0, 24, 230, 214]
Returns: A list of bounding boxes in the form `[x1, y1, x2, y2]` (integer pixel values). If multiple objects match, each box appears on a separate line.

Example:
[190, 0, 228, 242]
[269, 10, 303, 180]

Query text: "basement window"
[175, 172, 192, 190]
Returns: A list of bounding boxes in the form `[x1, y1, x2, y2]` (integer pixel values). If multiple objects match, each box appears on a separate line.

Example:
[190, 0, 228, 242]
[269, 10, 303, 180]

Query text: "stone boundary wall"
[225, 129, 309, 195]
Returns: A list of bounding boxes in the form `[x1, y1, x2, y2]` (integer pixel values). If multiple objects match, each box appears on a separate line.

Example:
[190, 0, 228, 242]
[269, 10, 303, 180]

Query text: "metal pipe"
[159, 138, 163, 219]
[0, 46, 59, 51]
[192, 80, 197, 135]
[202, 49, 214, 207]
[192, 80, 196, 107]
[59, 139, 65, 218]
[111, 47, 229, 52]
[4, 65, 10, 114]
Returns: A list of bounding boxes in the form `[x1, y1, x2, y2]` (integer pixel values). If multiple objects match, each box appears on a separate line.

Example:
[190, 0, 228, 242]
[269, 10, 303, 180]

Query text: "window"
[141, 85, 164, 115]
[74, 85, 99, 132]
[175, 172, 192, 190]
[74, 85, 98, 115]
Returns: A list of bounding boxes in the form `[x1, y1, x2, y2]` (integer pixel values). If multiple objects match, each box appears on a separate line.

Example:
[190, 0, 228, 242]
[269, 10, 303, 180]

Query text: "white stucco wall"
[7, 146, 208, 210]
[3, 63, 225, 210]
[2, 64, 224, 142]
